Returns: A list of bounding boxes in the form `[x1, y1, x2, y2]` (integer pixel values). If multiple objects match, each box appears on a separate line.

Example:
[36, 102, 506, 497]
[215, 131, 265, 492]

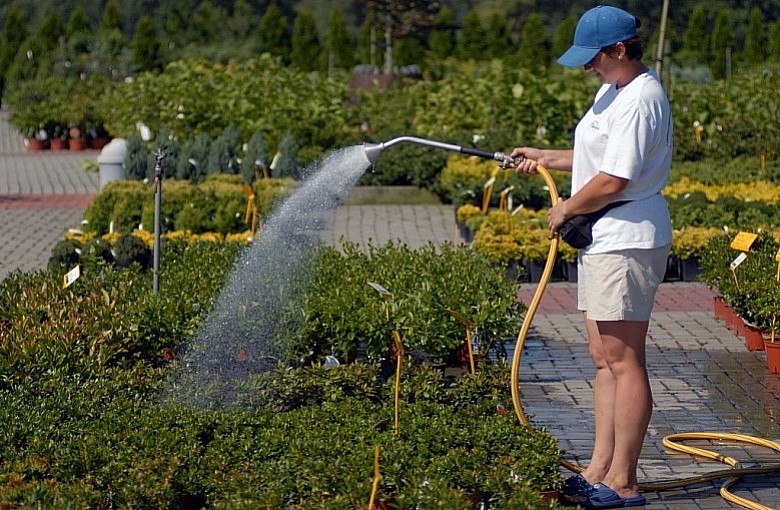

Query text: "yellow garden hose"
[509, 162, 780, 510]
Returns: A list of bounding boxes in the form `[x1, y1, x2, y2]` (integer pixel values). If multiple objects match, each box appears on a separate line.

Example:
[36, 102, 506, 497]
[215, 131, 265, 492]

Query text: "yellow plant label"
[730, 231, 758, 252]
[729, 252, 747, 270]
[775, 248, 780, 262]
[63, 265, 80, 289]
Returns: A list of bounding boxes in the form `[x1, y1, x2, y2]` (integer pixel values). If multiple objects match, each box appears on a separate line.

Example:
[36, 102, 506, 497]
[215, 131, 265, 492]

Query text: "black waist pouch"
[559, 201, 631, 249]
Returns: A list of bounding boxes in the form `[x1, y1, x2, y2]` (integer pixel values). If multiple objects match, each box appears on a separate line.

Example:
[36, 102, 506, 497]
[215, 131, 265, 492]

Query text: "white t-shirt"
[572, 70, 673, 253]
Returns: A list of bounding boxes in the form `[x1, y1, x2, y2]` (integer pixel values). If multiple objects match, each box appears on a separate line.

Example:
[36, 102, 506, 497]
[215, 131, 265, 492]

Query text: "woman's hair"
[602, 36, 645, 61]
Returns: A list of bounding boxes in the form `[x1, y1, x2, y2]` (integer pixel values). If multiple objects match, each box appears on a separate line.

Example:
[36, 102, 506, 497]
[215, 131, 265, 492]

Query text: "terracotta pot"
[69, 138, 87, 151]
[744, 323, 766, 351]
[50, 138, 68, 151]
[713, 296, 728, 321]
[27, 138, 45, 151]
[765, 339, 780, 374]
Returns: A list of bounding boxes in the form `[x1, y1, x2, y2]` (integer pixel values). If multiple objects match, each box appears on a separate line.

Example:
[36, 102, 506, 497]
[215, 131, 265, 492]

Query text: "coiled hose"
[510, 162, 780, 510]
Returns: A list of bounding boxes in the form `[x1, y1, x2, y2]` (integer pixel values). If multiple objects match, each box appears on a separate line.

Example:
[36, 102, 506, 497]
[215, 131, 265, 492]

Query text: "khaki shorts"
[577, 246, 670, 321]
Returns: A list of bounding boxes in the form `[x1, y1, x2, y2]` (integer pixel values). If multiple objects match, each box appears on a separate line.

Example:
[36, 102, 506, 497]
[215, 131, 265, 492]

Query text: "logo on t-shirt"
[589, 120, 600, 131]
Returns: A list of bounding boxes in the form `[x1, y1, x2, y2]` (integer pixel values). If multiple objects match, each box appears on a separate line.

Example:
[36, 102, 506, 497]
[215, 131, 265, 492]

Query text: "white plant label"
[729, 252, 747, 270]
[63, 265, 81, 288]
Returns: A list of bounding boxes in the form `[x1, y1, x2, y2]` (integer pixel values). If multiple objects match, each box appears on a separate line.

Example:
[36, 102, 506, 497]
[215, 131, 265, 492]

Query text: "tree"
[484, 12, 514, 58]
[96, 0, 127, 77]
[230, 0, 255, 39]
[258, 2, 291, 63]
[458, 9, 487, 60]
[132, 15, 162, 72]
[743, 7, 767, 67]
[0, 8, 29, 100]
[428, 6, 457, 60]
[551, 14, 577, 64]
[361, 0, 441, 73]
[37, 10, 64, 56]
[66, 4, 92, 56]
[517, 12, 549, 70]
[679, 4, 708, 67]
[192, 0, 223, 44]
[770, 19, 780, 62]
[324, 8, 355, 71]
[710, 9, 735, 80]
[291, 10, 322, 71]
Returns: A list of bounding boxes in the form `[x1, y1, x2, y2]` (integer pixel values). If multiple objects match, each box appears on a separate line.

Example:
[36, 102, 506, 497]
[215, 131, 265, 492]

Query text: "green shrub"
[113, 232, 152, 269]
[48, 238, 83, 270]
[290, 241, 525, 364]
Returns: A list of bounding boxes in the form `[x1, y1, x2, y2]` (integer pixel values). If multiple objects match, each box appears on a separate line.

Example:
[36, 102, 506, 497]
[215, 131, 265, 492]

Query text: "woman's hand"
[548, 197, 567, 238]
[509, 147, 544, 175]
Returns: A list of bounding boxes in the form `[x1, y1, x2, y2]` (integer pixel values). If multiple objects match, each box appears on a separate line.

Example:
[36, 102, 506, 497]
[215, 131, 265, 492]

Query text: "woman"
[511, 5, 672, 509]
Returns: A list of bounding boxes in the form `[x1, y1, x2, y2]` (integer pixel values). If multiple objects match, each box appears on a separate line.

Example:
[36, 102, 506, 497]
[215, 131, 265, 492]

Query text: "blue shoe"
[586, 483, 646, 509]
[560, 474, 592, 505]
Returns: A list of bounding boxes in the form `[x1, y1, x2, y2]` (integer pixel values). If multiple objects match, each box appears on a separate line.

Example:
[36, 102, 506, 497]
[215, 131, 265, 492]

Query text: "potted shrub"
[6, 79, 51, 150]
[671, 227, 724, 281]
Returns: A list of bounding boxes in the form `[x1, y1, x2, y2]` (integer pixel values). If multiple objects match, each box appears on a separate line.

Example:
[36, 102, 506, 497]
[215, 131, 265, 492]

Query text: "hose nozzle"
[361, 136, 516, 167]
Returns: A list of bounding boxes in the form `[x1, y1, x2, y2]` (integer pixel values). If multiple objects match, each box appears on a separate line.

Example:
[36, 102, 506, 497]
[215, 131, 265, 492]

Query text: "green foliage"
[292, 242, 525, 364]
[259, 1, 291, 63]
[83, 175, 295, 236]
[48, 238, 83, 270]
[291, 9, 322, 72]
[710, 9, 736, 80]
[272, 132, 300, 179]
[113, 232, 152, 269]
[240, 130, 270, 182]
[699, 231, 780, 330]
[131, 15, 161, 72]
[517, 12, 550, 70]
[428, 7, 457, 60]
[743, 7, 768, 66]
[0, 237, 565, 508]
[458, 9, 487, 60]
[124, 133, 148, 180]
[324, 8, 355, 70]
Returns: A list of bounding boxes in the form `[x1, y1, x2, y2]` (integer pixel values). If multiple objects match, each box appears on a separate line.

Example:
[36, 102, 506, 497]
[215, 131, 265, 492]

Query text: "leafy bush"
[0, 240, 564, 507]
[83, 175, 296, 236]
[290, 241, 525, 364]
[113, 232, 152, 269]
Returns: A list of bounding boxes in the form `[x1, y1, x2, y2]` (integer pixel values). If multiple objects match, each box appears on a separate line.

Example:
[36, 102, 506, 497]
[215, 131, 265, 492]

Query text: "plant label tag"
[730, 231, 757, 252]
[483, 177, 496, 188]
[63, 265, 80, 288]
[775, 248, 780, 262]
[367, 281, 391, 298]
[729, 252, 747, 270]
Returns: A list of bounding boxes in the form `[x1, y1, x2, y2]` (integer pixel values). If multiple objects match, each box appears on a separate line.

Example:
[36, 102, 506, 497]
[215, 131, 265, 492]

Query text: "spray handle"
[458, 146, 520, 167]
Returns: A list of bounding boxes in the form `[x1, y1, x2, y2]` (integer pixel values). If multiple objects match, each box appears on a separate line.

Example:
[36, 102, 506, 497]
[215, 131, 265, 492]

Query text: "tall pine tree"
[710, 9, 735, 80]
[743, 7, 767, 67]
[291, 10, 322, 71]
[680, 4, 708, 67]
[458, 10, 487, 60]
[0, 8, 30, 101]
[517, 12, 549, 70]
[427, 7, 456, 60]
[258, 2, 291, 64]
[132, 15, 161, 72]
[325, 9, 355, 71]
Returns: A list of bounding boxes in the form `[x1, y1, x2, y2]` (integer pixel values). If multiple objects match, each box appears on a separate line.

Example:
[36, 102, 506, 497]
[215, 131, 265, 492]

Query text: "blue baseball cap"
[557, 6, 637, 67]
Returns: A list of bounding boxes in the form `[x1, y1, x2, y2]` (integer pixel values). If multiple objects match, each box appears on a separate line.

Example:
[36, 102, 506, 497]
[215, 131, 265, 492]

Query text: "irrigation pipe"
[509, 161, 780, 510]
